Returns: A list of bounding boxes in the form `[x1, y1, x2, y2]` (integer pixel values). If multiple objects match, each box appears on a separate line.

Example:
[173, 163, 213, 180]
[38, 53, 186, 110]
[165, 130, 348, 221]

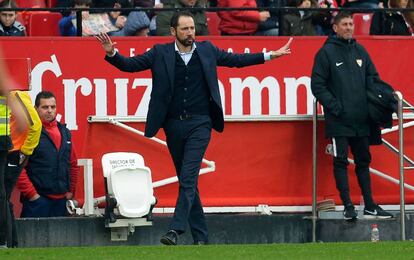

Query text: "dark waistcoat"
[168, 50, 211, 118]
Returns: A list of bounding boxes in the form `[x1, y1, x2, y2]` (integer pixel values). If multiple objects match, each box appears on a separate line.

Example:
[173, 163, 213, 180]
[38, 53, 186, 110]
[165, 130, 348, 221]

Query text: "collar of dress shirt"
[174, 41, 196, 55]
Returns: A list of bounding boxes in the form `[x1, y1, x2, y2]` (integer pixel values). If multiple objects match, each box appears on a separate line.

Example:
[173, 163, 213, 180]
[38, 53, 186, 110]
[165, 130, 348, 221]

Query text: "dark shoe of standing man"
[160, 230, 178, 245]
[364, 204, 394, 219]
[343, 205, 358, 221]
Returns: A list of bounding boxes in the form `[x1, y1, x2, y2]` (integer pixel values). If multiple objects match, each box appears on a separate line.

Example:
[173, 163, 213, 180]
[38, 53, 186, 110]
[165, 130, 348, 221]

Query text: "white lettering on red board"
[30, 55, 314, 130]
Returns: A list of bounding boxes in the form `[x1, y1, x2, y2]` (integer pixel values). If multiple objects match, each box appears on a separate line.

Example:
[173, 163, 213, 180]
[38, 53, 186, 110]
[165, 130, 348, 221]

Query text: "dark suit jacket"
[105, 41, 265, 137]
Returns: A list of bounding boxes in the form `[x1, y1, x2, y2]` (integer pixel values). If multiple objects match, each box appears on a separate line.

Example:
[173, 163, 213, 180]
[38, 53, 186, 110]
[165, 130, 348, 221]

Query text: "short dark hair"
[35, 91, 56, 107]
[333, 12, 353, 25]
[170, 11, 194, 29]
[0, 0, 18, 9]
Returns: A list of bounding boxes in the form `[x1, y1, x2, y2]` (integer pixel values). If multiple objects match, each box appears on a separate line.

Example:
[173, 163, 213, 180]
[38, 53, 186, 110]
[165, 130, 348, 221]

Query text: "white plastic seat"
[102, 152, 156, 218]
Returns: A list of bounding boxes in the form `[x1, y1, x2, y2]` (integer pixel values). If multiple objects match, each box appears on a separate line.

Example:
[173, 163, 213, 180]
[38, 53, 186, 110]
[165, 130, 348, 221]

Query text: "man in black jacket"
[96, 11, 292, 245]
[311, 12, 393, 221]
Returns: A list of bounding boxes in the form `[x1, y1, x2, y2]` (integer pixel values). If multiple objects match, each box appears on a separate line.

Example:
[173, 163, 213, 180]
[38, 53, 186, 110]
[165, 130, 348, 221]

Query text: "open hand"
[95, 32, 117, 56]
[259, 11, 270, 22]
[270, 37, 293, 59]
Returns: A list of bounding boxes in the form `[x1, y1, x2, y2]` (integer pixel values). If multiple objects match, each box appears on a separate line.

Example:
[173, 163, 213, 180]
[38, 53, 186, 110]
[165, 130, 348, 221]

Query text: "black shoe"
[364, 204, 394, 219]
[343, 205, 358, 221]
[194, 240, 208, 245]
[160, 230, 178, 245]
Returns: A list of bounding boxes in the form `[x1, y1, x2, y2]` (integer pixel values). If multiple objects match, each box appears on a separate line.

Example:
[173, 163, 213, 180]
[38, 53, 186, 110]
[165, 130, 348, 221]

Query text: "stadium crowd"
[0, 0, 413, 37]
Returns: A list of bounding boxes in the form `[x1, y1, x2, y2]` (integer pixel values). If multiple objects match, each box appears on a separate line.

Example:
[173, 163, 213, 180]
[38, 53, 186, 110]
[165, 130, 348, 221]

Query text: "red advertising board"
[1, 58, 31, 90]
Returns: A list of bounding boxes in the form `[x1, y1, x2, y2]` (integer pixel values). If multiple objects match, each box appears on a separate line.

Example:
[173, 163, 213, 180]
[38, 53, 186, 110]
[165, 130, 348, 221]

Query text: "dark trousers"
[4, 151, 25, 247]
[0, 150, 7, 245]
[163, 115, 212, 243]
[21, 196, 68, 218]
[332, 136, 375, 208]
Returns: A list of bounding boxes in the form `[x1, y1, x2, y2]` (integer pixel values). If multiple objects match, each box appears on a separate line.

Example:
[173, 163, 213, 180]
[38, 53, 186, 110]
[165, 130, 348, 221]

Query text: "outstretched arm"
[95, 32, 154, 72]
[216, 38, 293, 68]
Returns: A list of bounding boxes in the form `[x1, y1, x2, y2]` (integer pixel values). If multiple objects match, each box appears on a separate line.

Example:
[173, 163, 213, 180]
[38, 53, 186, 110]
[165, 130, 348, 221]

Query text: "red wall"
[2, 36, 414, 208]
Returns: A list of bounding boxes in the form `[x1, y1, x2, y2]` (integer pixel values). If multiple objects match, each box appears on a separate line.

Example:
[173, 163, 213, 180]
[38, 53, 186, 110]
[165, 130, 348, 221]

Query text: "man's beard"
[177, 36, 194, 47]
[342, 32, 353, 40]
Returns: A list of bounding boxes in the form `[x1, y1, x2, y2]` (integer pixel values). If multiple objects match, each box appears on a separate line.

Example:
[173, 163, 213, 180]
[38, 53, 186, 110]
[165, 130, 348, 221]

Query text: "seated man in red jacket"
[217, 0, 271, 35]
[17, 91, 79, 217]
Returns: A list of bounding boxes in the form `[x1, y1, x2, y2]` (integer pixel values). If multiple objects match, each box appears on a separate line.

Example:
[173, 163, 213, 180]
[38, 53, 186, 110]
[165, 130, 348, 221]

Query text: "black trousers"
[20, 196, 68, 218]
[0, 150, 8, 246]
[4, 151, 26, 247]
[163, 115, 211, 243]
[332, 136, 375, 208]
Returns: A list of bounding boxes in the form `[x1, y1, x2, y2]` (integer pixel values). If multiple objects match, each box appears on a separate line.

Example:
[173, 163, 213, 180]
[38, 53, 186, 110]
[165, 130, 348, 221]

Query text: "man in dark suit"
[96, 11, 292, 245]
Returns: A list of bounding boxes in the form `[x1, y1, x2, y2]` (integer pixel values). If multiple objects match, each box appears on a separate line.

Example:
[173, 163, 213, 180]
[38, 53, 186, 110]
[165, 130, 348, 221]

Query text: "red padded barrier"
[353, 13, 374, 36]
[29, 12, 62, 36]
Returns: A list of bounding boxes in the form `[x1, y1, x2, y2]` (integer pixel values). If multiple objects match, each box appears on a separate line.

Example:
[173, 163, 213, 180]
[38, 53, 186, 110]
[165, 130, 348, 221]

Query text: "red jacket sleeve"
[69, 144, 80, 196]
[16, 168, 38, 199]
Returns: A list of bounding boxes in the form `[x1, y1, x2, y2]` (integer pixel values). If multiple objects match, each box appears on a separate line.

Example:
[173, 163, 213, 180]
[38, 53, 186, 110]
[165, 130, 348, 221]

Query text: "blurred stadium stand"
[46, 0, 57, 8]
[16, 0, 46, 8]
[6, 6, 409, 39]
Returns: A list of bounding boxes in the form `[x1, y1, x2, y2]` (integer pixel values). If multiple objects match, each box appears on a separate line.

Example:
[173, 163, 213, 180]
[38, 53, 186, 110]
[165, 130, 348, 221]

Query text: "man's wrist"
[107, 49, 117, 57]
[264, 52, 272, 61]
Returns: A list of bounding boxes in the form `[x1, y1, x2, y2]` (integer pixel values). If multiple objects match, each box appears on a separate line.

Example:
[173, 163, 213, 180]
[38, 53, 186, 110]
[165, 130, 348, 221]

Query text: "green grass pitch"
[1, 242, 414, 259]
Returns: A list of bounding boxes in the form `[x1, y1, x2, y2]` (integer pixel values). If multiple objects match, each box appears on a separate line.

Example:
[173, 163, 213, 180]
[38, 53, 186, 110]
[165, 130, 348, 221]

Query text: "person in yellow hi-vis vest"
[4, 91, 41, 248]
[0, 95, 12, 248]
